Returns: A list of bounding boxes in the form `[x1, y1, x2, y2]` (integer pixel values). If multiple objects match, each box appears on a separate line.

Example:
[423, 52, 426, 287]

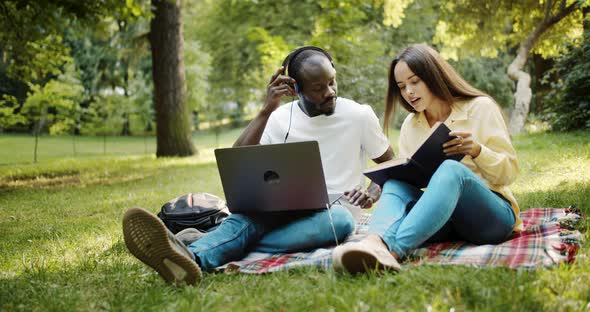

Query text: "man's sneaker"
[175, 228, 206, 245]
[332, 239, 401, 274]
[122, 207, 202, 285]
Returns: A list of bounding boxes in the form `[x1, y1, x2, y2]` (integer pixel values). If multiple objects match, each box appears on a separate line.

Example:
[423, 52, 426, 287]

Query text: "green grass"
[0, 129, 589, 311]
[0, 129, 243, 165]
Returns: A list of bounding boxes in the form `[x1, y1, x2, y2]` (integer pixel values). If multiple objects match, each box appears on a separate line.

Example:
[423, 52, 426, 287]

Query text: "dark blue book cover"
[364, 122, 465, 188]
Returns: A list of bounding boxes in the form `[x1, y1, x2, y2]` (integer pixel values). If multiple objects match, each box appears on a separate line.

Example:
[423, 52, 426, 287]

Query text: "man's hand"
[263, 66, 297, 115]
[344, 183, 381, 209]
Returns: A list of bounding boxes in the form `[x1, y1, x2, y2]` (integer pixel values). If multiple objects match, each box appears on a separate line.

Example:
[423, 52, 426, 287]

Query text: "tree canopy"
[1, 0, 588, 149]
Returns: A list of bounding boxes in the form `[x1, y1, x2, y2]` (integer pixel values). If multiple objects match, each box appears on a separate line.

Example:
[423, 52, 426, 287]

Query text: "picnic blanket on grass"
[219, 208, 583, 274]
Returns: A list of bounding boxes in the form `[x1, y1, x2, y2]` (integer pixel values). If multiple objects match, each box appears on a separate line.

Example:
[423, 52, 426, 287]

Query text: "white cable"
[325, 203, 340, 246]
[325, 193, 344, 246]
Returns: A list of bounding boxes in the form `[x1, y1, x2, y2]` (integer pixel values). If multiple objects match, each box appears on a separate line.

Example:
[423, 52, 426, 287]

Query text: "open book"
[364, 122, 465, 188]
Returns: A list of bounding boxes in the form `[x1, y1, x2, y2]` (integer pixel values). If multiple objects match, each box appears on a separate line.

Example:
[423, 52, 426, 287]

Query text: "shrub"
[541, 30, 590, 131]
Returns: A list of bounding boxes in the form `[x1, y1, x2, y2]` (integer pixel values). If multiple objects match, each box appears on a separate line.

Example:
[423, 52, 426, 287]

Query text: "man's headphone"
[281, 46, 335, 93]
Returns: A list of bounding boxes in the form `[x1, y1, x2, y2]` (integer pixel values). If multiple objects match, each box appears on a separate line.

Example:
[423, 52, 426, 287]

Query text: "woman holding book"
[332, 44, 520, 273]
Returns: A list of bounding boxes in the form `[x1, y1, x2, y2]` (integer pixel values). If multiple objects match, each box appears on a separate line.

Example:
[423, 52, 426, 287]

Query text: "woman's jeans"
[368, 160, 516, 258]
[187, 206, 355, 271]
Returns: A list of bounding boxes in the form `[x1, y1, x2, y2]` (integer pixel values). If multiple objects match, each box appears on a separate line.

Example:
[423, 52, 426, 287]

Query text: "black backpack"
[157, 193, 230, 234]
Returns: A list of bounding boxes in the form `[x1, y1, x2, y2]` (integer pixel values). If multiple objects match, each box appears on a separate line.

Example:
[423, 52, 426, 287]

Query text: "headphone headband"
[281, 46, 334, 79]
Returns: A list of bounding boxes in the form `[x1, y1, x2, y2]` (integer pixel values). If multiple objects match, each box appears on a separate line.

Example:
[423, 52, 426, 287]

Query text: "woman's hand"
[444, 131, 482, 158]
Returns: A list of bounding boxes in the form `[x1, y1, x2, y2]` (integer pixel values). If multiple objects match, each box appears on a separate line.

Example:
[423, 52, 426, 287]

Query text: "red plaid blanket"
[220, 208, 582, 274]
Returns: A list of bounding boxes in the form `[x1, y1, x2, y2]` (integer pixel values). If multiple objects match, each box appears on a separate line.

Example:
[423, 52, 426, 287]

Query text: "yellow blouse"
[399, 96, 522, 231]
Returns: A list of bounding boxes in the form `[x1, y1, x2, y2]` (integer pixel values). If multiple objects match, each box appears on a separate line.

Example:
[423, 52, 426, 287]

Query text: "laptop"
[214, 141, 343, 213]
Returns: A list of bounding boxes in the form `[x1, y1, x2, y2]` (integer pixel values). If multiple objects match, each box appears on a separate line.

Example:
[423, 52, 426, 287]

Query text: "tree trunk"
[149, 0, 196, 157]
[507, 43, 533, 134]
[584, 6, 589, 32]
[508, 1, 582, 134]
[33, 125, 39, 163]
[32, 113, 47, 163]
[121, 63, 131, 136]
[121, 112, 131, 136]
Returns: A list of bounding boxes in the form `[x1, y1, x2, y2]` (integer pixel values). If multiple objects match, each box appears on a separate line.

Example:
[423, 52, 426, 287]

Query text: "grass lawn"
[0, 129, 243, 165]
[0, 129, 589, 311]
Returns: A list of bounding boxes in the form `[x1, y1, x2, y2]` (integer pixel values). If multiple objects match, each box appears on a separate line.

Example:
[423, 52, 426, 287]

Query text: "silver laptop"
[214, 141, 342, 213]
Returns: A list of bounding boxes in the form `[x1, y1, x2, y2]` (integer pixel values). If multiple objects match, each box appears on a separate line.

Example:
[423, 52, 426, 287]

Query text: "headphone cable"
[283, 99, 295, 143]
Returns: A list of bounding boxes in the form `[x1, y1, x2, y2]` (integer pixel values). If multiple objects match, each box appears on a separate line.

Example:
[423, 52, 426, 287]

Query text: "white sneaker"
[123, 207, 202, 285]
[332, 239, 401, 274]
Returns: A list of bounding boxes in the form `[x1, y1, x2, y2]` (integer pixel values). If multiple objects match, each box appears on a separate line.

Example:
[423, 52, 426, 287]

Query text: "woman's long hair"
[383, 44, 488, 134]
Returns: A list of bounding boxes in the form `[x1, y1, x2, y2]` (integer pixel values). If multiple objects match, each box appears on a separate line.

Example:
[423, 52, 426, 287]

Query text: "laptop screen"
[214, 141, 331, 213]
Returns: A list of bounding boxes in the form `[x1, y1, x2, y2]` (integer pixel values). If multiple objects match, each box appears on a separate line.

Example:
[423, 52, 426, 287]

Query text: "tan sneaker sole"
[341, 249, 386, 274]
[123, 207, 202, 285]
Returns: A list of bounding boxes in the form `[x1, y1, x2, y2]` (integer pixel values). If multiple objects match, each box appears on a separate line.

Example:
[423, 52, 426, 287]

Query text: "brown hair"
[383, 44, 488, 134]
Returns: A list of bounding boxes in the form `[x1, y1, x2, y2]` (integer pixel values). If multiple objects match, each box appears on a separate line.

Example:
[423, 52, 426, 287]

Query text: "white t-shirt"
[260, 97, 390, 194]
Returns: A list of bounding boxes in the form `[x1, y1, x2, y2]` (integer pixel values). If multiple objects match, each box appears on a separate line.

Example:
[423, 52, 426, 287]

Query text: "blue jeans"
[368, 160, 516, 258]
[187, 206, 355, 271]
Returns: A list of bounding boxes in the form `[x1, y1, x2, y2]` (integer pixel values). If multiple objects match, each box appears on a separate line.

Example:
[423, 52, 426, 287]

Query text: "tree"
[401, 0, 588, 133]
[542, 14, 590, 131]
[0, 1, 124, 83]
[150, 0, 195, 157]
[0, 95, 26, 132]
[20, 63, 84, 162]
[504, 0, 586, 134]
[192, 0, 439, 122]
[0, 0, 146, 136]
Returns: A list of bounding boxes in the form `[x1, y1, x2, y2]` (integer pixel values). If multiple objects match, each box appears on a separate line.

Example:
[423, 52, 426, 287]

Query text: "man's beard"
[299, 95, 337, 117]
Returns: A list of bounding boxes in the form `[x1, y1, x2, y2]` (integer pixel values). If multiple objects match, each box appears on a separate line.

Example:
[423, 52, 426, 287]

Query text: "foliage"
[192, 0, 440, 119]
[450, 55, 515, 108]
[0, 95, 26, 131]
[0, 0, 150, 135]
[0, 0, 587, 137]
[382, 0, 416, 27]
[183, 4, 213, 126]
[62, 13, 152, 136]
[541, 28, 590, 131]
[192, 0, 315, 118]
[430, 0, 587, 60]
[20, 63, 84, 135]
[127, 69, 155, 133]
[0, 0, 140, 82]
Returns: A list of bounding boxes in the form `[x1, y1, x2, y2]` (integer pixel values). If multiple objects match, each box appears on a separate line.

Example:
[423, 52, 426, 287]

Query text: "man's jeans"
[368, 160, 516, 258]
[188, 206, 355, 271]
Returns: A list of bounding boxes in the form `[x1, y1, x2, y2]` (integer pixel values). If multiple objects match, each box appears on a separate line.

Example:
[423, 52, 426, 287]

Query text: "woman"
[332, 44, 521, 273]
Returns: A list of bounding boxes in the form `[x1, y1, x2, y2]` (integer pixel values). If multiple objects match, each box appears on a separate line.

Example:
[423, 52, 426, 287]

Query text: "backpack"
[157, 193, 230, 234]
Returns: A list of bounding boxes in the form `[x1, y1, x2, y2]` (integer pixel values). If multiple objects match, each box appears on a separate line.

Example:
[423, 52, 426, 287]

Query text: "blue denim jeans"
[368, 160, 516, 258]
[187, 205, 355, 271]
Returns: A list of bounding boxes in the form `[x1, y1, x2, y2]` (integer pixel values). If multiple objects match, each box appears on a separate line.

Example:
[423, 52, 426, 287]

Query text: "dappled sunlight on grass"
[509, 130, 590, 210]
[0, 151, 219, 189]
[513, 156, 590, 194]
[0, 130, 588, 311]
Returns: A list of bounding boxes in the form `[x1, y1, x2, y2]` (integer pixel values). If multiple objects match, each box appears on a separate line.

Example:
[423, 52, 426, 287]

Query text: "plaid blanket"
[219, 208, 583, 274]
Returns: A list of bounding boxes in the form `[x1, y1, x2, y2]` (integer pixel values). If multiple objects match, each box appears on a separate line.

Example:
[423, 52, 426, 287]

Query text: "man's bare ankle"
[364, 235, 399, 260]
[390, 250, 399, 260]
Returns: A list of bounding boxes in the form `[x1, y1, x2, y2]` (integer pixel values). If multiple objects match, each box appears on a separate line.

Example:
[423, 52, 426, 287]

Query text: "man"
[122, 47, 394, 285]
